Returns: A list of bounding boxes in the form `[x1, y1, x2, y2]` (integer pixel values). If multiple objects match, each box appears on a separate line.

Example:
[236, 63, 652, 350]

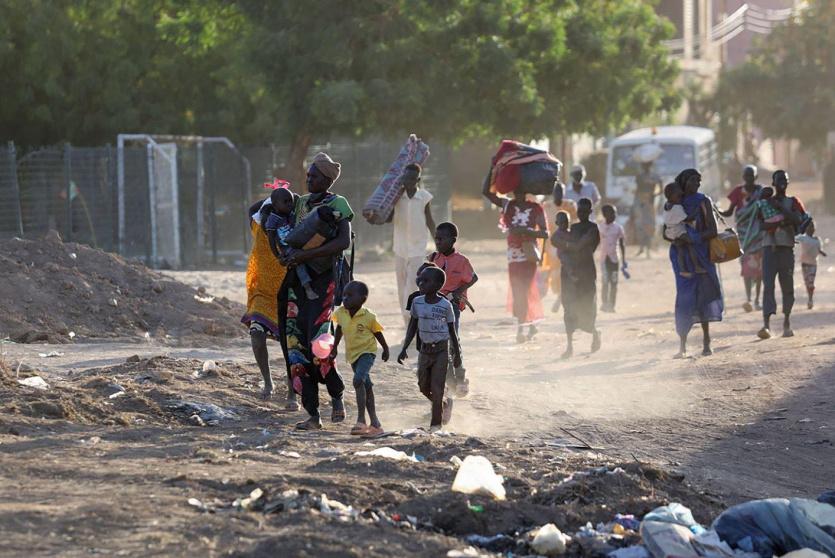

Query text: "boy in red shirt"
[430, 222, 478, 396]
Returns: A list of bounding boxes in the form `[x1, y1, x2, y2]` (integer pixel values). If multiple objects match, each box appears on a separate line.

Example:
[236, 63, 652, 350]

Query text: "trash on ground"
[355, 446, 419, 462]
[167, 400, 238, 426]
[779, 550, 829, 558]
[18, 376, 49, 390]
[187, 497, 209, 512]
[644, 503, 705, 534]
[447, 547, 486, 558]
[234, 487, 265, 511]
[531, 523, 570, 556]
[609, 546, 651, 558]
[451, 455, 506, 500]
[640, 520, 699, 558]
[38, 351, 63, 358]
[201, 360, 217, 373]
[279, 450, 301, 459]
[319, 493, 359, 522]
[712, 498, 835, 557]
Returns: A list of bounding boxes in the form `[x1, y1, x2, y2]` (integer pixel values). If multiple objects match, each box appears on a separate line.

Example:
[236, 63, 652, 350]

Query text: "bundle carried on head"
[362, 134, 430, 225]
[487, 140, 562, 196]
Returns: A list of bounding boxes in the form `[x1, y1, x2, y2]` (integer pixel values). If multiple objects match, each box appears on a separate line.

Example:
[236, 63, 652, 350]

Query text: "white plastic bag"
[451, 455, 506, 500]
[355, 447, 418, 462]
[532, 523, 570, 556]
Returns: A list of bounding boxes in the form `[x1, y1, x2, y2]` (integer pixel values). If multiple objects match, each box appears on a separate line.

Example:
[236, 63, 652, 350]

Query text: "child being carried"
[663, 182, 706, 278]
[754, 186, 784, 225]
[264, 187, 341, 300]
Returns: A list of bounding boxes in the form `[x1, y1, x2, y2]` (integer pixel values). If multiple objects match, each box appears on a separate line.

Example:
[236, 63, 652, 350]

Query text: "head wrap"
[675, 168, 700, 192]
[311, 152, 341, 183]
[571, 163, 586, 178]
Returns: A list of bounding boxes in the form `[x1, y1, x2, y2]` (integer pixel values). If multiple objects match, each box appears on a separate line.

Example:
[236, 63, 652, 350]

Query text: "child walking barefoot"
[796, 220, 827, 309]
[398, 266, 462, 432]
[331, 281, 389, 438]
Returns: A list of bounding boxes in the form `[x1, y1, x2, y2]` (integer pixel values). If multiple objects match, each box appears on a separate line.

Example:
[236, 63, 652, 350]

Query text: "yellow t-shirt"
[332, 306, 383, 364]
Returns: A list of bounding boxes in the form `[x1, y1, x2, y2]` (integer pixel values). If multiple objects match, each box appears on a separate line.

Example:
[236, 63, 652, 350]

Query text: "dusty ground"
[0, 232, 245, 344]
[1, 182, 833, 556]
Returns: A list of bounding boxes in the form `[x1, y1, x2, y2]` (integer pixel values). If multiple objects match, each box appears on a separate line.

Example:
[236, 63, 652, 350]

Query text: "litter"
[18, 376, 49, 390]
[531, 523, 570, 556]
[202, 360, 217, 373]
[108, 391, 126, 399]
[319, 493, 358, 522]
[399, 428, 427, 438]
[279, 450, 301, 459]
[451, 455, 506, 500]
[692, 530, 759, 558]
[234, 487, 265, 510]
[609, 546, 651, 558]
[614, 514, 641, 531]
[779, 550, 829, 558]
[640, 521, 699, 558]
[447, 547, 485, 558]
[167, 400, 238, 426]
[644, 503, 706, 534]
[465, 534, 514, 552]
[193, 294, 215, 303]
[712, 498, 835, 556]
[355, 447, 419, 462]
[38, 351, 63, 358]
[187, 497, 209, 512]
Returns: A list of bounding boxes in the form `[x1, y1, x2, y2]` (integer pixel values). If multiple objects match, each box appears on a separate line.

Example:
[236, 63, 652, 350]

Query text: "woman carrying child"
[663, 169, 723, 358]
[279, 153, 354, 431]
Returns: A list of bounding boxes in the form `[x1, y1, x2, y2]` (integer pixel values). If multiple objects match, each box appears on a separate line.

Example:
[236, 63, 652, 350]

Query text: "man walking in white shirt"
[390, 163, 436, 324]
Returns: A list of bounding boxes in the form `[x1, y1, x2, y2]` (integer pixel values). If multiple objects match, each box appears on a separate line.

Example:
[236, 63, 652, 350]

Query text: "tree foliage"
[716, 0, 835, 150]
[2, 0, 680, 171]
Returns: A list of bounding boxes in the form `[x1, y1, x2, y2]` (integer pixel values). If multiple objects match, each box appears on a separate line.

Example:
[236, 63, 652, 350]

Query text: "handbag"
[708, 203, 743, 264]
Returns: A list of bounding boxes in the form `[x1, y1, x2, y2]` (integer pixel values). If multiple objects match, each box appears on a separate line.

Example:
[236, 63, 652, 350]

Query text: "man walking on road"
[390, 163, 436, 324]
[758, 170, 806, 340]
[565, 164, 601, 220]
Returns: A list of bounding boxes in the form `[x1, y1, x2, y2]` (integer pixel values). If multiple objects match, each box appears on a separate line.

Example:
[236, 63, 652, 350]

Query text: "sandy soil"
[1, 183, 833, 556]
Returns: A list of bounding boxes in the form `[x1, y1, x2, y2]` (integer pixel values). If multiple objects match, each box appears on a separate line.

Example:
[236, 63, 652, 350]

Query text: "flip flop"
[295, 418, 322, 431]
[361, 426, 386, 438]
[350, 424, 369, 436]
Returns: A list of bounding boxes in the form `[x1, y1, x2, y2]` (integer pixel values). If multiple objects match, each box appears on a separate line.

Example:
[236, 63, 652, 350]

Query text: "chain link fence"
[0, 138, 452, 268]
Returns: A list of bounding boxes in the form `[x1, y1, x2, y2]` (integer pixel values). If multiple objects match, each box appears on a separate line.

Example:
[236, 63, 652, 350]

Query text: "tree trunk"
[286, 130, 312, 193]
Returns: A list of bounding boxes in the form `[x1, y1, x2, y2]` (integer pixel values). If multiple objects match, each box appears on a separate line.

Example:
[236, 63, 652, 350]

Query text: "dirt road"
[1, 188, 833, 556]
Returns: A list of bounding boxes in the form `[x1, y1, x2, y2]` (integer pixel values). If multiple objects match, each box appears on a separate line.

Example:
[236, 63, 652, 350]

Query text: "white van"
[606, 126, 722, 210]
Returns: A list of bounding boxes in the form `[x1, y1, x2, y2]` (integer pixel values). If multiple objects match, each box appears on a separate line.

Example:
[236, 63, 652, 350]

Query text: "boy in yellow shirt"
[332, 281, 390, 437]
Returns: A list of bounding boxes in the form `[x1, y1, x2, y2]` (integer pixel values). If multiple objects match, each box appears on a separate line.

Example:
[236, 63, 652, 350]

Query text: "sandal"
[362, 426, 385, 438]
[331, 400, 346, 423]
[284, 398, 300, 411]
[295, 417, 322, 431]
[350, 423, 369, 436]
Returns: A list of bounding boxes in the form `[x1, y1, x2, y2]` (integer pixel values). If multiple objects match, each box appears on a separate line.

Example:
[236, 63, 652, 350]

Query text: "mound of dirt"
[0, 356, 262, 427]
[0, 232, 246, 343]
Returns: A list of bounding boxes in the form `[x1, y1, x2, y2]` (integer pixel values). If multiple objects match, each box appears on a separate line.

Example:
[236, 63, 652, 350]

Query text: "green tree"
[716, 0, 835, 151]
[0, 0, 249, 146]
[239, 0, 679, 183]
